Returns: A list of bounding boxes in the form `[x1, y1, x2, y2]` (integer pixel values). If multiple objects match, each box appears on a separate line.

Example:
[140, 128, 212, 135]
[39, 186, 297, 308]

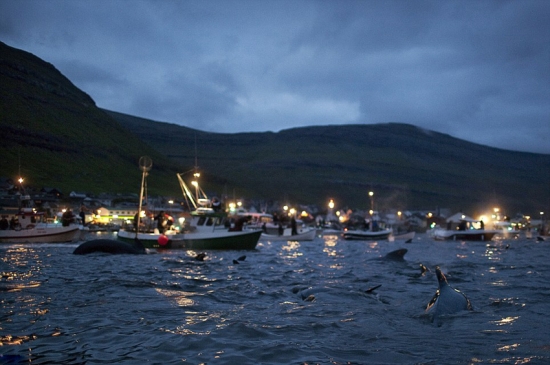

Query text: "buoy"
[158, 234, 169, 246]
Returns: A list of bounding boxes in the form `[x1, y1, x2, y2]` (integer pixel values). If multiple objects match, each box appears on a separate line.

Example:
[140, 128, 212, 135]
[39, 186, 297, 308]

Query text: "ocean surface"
[1, 231, 549, 364]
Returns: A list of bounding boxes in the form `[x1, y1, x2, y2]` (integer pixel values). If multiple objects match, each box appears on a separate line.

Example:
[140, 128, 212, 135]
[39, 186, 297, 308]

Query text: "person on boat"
[62, 209, 75, 226]
[262, 222, 267, 233]
[278, 223, 284, 236]
[363, 219, 370, 231]
[0, 216, 8, 230]
[164, 213, 174, 231]
[479, 220, 485, 230]
[9, 216, 19, 230]
[229, 216, 247, 231]
[156, 211, 165, 233]
[211, 197, 222, 212]
[79, 207, 86, 226]
[291, 217, 298, 235]
[133, 213, 139, 232]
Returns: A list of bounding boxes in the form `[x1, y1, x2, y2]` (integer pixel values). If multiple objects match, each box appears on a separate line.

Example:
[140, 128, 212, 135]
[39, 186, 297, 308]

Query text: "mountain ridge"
[1, 41, 548, 215]
[105, 110, 550, 214]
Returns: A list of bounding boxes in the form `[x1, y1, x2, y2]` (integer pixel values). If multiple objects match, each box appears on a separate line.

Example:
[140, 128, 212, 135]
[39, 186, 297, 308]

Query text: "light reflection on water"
[1, 234, 550, 364]
[492, 316, 520, 326]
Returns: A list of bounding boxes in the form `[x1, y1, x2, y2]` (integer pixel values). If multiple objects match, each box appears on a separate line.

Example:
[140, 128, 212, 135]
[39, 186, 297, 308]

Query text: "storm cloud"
[1, 0, 548, 153]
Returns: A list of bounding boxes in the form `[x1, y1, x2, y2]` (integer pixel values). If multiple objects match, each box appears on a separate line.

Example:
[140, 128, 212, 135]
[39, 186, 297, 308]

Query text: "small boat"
[235, 211, 282, 235]
[260, 227, 317, 242]
[388, 231, 416, 242]
[431, 212, 499, 241]
[342, 228, 393, 240]
[0, 209, 80, 243]
[431, 228, 499, 241]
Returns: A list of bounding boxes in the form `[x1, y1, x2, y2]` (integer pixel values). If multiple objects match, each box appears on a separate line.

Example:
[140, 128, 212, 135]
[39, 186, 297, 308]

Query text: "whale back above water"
[426, 266, 472, 321]
[73, 239, 146, 255]
[382, 248, 408, 261]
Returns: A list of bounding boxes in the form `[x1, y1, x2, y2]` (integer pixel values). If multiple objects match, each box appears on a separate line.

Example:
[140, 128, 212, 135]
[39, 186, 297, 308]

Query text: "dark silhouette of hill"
[106, 110, 550, 215]
[0, 41, 180, 196]
[1, 41, 548, 216]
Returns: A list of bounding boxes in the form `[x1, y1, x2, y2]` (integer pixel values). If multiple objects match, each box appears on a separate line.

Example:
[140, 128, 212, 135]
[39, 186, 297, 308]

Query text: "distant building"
[94, 206, 138, 225]
[41, 187, 64, 199]
[69, 191, 87, 199]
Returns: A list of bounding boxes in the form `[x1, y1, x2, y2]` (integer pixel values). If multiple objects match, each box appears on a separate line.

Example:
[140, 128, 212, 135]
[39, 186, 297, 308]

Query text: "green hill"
[1, 41, 549, 216]
[0, 41, 180, 197]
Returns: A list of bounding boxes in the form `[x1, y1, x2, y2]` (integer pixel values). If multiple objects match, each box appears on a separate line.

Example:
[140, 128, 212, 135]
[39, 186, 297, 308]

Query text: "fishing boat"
[342, 227, 393, 240]
[117, 160, 261, 250]
[0, 209, 80, 243]
[117, 208, 262, 250]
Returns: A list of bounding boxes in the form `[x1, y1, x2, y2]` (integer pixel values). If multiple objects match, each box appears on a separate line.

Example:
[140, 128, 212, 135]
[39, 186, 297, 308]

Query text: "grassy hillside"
[0, 41, 180, 197]
[106, 110, 550, 215]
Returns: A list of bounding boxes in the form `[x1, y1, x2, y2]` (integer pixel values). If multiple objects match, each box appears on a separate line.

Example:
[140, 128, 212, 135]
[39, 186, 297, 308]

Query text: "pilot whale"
[73, 239, 146, 255]
[378, 248, 408, 261]
[426, 266, 472, 322]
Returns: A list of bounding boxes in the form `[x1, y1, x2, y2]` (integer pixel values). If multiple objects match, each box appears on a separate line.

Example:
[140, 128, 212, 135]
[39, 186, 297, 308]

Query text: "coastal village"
[0, 176, 544, 238]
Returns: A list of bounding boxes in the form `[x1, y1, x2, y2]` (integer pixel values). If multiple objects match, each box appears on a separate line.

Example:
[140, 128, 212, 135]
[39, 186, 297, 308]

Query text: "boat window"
[197, 216, 206, 226]
[206, 217, 213, 226]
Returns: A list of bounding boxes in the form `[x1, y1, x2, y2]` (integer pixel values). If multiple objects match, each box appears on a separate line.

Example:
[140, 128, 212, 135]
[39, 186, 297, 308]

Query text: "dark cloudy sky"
[1, 0, 549, 153]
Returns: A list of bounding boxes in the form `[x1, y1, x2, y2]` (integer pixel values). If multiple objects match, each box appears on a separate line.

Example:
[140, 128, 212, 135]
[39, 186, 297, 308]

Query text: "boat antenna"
[137, 156, 153, 239]
[194, 133, 198, 171]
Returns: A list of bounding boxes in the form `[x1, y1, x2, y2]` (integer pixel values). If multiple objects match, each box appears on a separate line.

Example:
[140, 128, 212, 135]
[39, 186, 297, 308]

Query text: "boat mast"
[137, 156, 153, 238]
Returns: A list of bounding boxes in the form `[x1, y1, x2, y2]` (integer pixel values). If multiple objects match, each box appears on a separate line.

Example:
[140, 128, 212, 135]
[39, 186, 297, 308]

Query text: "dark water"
[1, 232, 549, 364]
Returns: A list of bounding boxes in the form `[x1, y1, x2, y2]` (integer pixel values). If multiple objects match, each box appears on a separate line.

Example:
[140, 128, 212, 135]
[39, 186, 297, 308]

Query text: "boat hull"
[388, 231, 416, 242]
[117, 229, 262, 250]
[432, 229, 498, 241]
[342, 229, 392, 240]
[260, 228, 317, 242]
[0, 226, 81, 243]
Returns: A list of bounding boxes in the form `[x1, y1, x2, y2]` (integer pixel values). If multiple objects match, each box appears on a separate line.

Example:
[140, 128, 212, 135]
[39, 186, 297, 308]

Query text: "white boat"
[342, 228, 393, 240]
[431, 228, 499, 241]
[388, 231, 416, 242]
[0, 210, 80, 243]
[431, 212, 499, 241]
[260, 227, 317, 241]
